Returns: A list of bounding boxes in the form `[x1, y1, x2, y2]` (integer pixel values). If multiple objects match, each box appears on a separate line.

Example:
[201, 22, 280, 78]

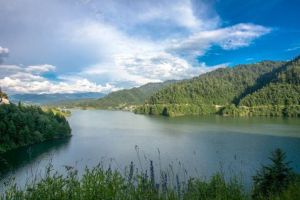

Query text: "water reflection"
[0, 138, 71, 178]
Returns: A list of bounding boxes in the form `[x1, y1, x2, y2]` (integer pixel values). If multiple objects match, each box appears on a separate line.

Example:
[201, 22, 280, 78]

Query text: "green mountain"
[135, 56, 300, 117]
[62, 80, 176, 109]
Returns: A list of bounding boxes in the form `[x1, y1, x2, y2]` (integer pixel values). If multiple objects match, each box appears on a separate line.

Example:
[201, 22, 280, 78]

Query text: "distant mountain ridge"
[60, 80, 177, 109]
[10, 92, 106, 105]
[135, 56, 300, 117]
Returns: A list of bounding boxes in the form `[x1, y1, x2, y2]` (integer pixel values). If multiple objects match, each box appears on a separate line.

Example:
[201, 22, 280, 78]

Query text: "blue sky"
[0, 0, 299, 94]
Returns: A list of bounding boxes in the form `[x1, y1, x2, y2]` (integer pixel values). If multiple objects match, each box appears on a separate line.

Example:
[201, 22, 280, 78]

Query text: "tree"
[252, 148, 295, 199]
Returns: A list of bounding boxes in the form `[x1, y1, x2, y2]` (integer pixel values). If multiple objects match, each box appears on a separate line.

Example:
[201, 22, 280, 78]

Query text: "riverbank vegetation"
[41, 107, 71, 117]
[1, 149, 299, 199]
[0, 103, 71, 153]
[136, 56, 300, 117]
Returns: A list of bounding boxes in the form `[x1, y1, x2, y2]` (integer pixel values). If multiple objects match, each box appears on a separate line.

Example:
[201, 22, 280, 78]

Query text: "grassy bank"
[1, 149, 299, 200]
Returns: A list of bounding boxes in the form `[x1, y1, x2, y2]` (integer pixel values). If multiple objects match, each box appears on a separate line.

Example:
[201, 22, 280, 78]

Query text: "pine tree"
[252, 148, 294, 199]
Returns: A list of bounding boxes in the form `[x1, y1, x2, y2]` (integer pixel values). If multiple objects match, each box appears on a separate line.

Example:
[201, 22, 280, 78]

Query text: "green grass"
[1, 163, 299, 200]
[1, 164, 247, 200]
[1, 148, 300, 200]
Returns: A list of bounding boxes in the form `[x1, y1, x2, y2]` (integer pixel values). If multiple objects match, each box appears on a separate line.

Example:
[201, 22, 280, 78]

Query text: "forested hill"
[60, 80, 176, 109]
[238, 56, 300, 108]
[0, 100, 71, 153]
[135, 57, 300, 117]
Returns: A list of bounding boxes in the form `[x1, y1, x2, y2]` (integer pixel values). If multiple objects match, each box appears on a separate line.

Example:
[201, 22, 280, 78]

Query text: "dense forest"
[60, 80, 176, 109]
[135, 56, 300, 117]
[0, 102, 71, 153]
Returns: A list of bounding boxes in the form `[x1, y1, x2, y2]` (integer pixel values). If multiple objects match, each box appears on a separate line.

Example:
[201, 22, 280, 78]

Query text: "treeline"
[136, 56, 300, 117]
[2, 149, 299, 200]
[135, 104, 216, 117]
[148, 61, 284, 105]
[0, 103, 71, 153]
[59, 81, 176, 109]
[220, 104, 300, 117]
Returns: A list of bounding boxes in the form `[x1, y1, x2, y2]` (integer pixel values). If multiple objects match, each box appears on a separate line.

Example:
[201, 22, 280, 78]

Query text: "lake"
[1, 110, 300, 189]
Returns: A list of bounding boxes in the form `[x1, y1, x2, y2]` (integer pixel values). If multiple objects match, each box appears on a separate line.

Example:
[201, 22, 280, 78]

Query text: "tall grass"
[1, 162, 248, 200]
[1, 148, 299, 200]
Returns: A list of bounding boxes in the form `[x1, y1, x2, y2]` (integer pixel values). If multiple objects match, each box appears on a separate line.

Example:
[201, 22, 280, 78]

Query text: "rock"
[0, 97, 10, 104]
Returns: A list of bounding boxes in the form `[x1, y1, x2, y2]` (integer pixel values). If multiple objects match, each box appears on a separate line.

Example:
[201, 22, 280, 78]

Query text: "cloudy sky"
[0, 0, 299, 94]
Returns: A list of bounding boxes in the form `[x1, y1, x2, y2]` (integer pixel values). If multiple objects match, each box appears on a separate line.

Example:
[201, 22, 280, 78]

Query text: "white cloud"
[66, 21, 269, 88]
[0, 64, 119, 94]
[26, 64, 56, 74]
[78, 0, 219, 32]
[167, 23, 271, 58]
[0, 46, 9, 63]
[0, 46, 9, 54]
[136, 0, 218, 30]
[0, 64, 55, 78]
[285, 46, 300, 52]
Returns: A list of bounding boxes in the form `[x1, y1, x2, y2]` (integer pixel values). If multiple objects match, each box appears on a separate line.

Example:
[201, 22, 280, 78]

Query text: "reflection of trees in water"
[0, 138, 71, 177]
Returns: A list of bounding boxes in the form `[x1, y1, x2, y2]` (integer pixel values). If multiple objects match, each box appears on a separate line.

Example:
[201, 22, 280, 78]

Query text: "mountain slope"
[230, 56, 300, 117]
[147, 61, 284, 106]
[10, 92, 105, 105]
[240, 56, 300, 106]
[62, 80, 177, 109]
[135, 58, 300, 117]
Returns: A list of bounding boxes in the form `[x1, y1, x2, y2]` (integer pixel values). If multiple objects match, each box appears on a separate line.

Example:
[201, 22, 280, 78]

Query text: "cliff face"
[0, 91, 10, 104]
[0, 97, 10, 104]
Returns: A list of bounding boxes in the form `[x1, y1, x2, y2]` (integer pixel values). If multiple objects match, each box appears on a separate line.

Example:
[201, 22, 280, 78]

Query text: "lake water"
[1, 110, 300, 189]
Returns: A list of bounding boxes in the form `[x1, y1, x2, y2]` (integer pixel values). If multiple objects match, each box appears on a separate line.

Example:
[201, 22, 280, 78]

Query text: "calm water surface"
[1, 110, 300, 188]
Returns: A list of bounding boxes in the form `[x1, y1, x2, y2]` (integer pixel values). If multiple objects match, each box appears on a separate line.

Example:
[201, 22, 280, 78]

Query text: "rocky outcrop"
[0, 97, 10, 104]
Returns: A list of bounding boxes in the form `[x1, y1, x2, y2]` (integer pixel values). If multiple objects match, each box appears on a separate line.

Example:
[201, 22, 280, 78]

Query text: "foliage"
[252, 149, 295, 199]
[0, 103, 71, 153]
[135, 104, 216, 117]
[1, 149, 299, 200]
[137, 56, 300, 117]
[239, 83, 300, 107]
[42, 107, 71, 117]
[148, 61, 284, 106]
[59, 80, 176, 109]
[2, 163, 247, 200]
[220, 105, 300, 117]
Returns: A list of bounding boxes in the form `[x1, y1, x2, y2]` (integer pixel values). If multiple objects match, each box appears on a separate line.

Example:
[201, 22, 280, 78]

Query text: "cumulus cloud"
[114, 52, 227, 81]
[77, 0, 219, 32]
[68, 21, 269, 87]
[26, 64, 56, 74]
[0, 46, 9, 64]
[167, 23, 271, 58]
[0, 64, 55, 78]
[0, 64, 119, 94]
